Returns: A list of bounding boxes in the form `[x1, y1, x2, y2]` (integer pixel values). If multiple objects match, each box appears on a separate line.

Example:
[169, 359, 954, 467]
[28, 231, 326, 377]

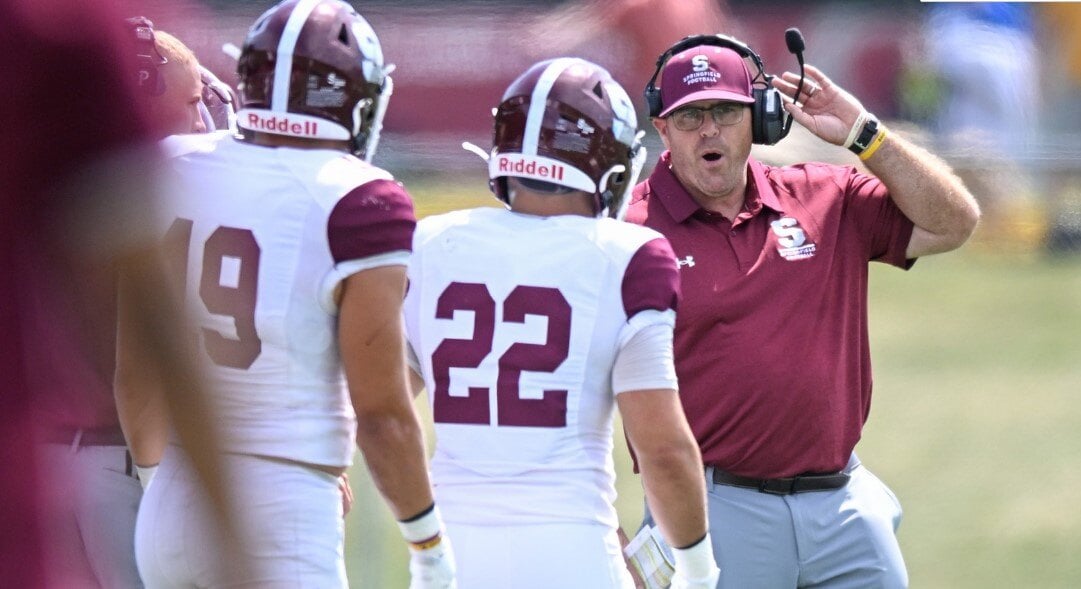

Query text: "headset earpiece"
[126, 16, 167, 97]
[645, 86, 663, 119]
[752, 81, 787, 146]
[644, 33, 790, 145]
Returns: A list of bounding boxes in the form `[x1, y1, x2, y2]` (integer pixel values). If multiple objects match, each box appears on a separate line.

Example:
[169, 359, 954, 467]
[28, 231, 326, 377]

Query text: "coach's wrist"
[847, 115, 880, 157]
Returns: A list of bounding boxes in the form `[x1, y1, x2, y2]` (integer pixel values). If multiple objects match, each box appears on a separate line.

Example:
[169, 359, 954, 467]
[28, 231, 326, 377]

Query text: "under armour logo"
[677, 256, 695, 268]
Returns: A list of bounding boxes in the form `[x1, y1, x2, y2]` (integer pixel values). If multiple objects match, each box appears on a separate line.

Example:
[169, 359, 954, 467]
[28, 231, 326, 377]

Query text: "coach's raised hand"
[771, 64, 866, 146]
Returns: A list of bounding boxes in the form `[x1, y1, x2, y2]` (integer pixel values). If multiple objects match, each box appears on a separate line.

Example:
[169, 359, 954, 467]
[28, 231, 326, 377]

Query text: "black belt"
[710, 467, 850, 495]
[43, 426, 128, 447]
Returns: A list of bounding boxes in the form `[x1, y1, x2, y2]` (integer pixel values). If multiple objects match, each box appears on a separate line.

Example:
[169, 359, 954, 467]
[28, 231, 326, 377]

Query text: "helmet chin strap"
[461, 142, 490, 162]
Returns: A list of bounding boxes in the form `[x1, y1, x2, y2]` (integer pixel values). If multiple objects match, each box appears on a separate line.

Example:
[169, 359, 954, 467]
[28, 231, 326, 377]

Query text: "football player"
[403, 58, 719, 588]
[123, 1, 454, 587]
[127, 16, 207, 137]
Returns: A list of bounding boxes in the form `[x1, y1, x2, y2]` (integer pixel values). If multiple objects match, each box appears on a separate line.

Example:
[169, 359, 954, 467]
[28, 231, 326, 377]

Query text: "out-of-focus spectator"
[1038, 4, 1081, 254]
[925, 3, 1038, 151]
[0, 0, 240, 585]
[530, 0, 729, 112]
[912, 3, 1038, 247]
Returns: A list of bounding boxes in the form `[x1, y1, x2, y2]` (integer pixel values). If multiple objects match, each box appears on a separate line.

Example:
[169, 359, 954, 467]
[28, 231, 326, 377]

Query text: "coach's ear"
[652, 117, 673, 152]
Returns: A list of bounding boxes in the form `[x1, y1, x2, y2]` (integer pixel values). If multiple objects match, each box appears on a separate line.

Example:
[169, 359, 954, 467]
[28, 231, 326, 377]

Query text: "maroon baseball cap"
[658, 45, 754, 117]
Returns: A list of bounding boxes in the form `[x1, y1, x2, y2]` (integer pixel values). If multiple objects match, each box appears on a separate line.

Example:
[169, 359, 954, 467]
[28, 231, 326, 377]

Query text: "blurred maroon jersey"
[0, 0, 155, 584]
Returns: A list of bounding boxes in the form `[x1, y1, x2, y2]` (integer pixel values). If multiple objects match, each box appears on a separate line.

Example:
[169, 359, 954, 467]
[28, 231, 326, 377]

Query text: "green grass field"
[343, 177, 1081, 588]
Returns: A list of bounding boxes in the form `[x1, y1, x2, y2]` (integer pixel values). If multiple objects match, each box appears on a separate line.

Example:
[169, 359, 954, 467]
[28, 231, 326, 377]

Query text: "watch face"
[856, 120, 878, 149]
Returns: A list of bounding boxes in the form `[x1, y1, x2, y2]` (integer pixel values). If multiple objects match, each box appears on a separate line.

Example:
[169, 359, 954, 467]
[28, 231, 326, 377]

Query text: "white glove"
[669, 533, 720, 589]
[408, 535, 457, 589]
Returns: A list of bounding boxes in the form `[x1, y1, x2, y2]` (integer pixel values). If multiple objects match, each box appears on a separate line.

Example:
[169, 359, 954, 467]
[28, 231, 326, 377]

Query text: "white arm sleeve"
[319, 250, 411, 314]
[612, 321, 678, 394]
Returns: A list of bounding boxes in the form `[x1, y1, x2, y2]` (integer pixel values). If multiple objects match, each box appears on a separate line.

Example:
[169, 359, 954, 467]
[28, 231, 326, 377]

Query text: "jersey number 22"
[431, 282, 570, 428]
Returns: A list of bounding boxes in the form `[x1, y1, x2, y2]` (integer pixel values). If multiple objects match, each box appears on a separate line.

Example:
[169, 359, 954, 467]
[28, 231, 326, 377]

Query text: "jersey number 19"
[165, 217, 262, 370]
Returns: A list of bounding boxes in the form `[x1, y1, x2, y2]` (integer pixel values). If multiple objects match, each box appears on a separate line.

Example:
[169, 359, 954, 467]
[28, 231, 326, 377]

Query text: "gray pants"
[40, 442, 144, 588]
[644, 455, 907, 588]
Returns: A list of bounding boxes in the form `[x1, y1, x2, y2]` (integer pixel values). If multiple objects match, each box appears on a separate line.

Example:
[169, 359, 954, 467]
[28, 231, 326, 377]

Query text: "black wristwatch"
[848, 117, 879, 156]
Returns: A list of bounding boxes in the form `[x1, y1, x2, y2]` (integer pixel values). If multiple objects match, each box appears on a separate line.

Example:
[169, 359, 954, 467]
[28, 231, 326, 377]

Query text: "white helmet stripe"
[272, 0, 323, 112]
[522, 58, 582, 155]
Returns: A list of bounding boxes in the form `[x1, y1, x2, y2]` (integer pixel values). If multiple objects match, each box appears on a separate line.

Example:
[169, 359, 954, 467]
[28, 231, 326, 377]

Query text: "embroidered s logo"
[770, 217, 816, 261]
[770, 217, 805, 248]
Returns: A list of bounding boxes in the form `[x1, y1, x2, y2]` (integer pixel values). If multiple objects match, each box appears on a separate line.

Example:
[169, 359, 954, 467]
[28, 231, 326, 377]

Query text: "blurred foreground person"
[36, 18, 213, 589]
[630, 34, 980, 587]
[128, 1, 455, 587]
[0, 0, 237, 586]
[404, 58, 718, 589]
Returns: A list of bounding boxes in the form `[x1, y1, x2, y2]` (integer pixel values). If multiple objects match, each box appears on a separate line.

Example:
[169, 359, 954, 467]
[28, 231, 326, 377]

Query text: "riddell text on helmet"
[246, 112, 319, 136]
[497, 157, 565, 181]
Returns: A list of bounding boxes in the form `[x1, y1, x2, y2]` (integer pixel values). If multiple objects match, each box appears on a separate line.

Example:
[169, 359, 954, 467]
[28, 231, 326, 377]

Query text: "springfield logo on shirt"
[771, 217, 816, 261]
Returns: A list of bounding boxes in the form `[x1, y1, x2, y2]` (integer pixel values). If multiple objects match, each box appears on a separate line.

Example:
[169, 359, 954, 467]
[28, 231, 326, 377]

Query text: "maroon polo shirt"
[626, 152, 914, 479]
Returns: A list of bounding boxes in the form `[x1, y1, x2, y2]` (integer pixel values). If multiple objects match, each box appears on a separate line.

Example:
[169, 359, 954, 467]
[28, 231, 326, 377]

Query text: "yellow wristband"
[858, 126, 888, 161]
[409, 533, 443, 552]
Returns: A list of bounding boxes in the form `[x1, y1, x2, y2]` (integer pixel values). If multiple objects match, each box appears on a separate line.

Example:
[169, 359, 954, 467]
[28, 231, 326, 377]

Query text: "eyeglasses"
[668, 103, 747, 131]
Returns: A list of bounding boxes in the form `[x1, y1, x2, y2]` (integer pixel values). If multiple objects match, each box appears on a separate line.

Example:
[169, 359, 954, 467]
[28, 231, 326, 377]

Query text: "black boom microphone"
[782, 27, 806, 139]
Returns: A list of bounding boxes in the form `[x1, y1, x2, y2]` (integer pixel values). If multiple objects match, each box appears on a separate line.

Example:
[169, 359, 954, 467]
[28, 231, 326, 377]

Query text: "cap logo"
[684, 54, 721, 87]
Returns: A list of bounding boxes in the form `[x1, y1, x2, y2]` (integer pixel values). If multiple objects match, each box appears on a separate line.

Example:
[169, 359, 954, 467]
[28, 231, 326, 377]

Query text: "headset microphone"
[782, 27, 806, 140]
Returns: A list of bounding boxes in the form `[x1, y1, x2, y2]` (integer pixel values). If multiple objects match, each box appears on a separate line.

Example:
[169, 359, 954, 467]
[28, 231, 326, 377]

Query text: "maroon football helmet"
[236, 0, 392, 161]
[488, 58, 645, 218]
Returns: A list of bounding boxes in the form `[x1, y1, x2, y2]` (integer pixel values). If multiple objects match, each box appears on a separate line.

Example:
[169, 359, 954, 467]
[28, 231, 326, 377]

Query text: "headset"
[126, 16, 168, 97]
[644, 31, 805, 146]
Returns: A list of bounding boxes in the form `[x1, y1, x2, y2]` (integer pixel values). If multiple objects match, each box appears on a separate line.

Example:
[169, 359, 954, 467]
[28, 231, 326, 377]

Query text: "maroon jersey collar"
[649, 151, 784, 223]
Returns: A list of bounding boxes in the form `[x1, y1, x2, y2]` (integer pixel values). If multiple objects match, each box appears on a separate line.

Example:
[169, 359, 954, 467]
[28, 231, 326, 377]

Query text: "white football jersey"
[160, 131, 415, 467]
[404, 207, 679, 528]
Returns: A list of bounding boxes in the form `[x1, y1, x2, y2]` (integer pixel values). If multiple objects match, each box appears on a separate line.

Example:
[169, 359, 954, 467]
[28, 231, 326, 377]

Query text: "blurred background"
[134, 0, 1081, 587]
